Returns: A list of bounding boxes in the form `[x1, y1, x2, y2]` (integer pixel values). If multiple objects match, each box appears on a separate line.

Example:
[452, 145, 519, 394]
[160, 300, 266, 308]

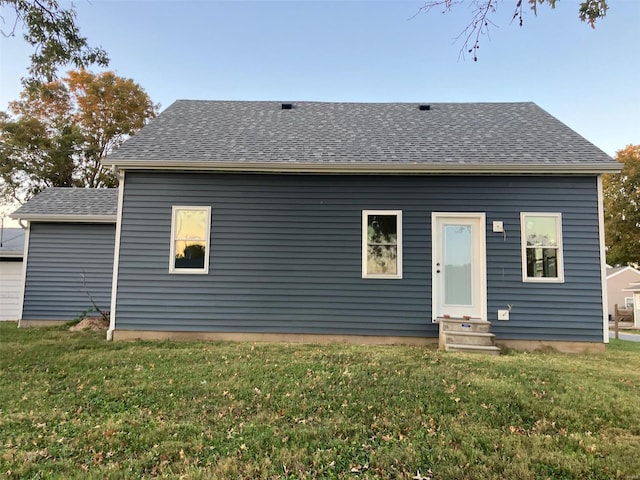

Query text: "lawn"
[1, 323, 639, 479]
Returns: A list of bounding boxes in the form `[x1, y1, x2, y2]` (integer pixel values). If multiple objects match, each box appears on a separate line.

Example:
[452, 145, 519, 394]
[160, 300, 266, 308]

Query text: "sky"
[0, 0, 639, 223]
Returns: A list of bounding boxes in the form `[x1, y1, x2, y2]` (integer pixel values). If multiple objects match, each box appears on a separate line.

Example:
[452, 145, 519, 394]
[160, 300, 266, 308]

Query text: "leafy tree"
[0, 0, 109, 82]
[603, 145, 640, 266]
[0, 70, 158, 203]
[417, 0, 608, 61]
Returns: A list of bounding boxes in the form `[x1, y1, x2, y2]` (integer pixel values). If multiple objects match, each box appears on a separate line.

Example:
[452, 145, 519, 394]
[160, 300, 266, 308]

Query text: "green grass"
[1, 323, 640, 479]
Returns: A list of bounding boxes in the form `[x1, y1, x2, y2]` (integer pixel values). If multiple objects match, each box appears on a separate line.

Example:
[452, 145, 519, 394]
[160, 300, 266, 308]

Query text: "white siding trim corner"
[107, 172, 126, 340]
[597, 176, 609, 343]
[17, 223, 31, 327]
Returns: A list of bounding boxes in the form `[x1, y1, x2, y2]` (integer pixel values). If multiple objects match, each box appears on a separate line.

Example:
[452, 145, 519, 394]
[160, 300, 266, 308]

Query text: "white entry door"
[432, 213, 486, 321]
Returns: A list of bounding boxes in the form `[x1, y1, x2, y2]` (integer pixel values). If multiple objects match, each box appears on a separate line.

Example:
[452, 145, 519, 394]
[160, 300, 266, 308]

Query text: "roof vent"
[281, 103, 293, 110]
[418, 104, 431, 111]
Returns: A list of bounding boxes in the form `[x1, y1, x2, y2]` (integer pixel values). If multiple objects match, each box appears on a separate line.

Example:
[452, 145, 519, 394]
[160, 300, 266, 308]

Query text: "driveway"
[609, 332, 640, 342]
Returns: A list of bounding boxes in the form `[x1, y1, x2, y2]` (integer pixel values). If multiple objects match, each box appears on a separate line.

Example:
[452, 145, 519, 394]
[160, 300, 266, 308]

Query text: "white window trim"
[520, 212, 564, 283]
[169, 206, 211, 274]
[362, 210, 403, 279]
[624, 297, 634, 309]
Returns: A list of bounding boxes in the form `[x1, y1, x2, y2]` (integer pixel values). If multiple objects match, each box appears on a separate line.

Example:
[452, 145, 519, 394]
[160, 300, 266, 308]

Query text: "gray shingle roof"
[0, 228, 25, 258]
[607, 266, 640, 278]
[607, 266, 626, 276]
[10, 188, 118, 221]
[105, 101, 616, 172]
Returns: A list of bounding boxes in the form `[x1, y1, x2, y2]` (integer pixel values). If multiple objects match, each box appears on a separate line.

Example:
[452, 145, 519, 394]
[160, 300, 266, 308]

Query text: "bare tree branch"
[416, 0, 608, 61]
[416, 0, 498, 61]
[80, 270, 109, 322]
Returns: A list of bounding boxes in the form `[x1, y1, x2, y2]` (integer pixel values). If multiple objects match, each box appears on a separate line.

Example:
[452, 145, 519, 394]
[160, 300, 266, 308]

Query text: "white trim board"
[597, 176, 609, 343]
[107, 172, 126, 341]
[17, 223, 31, 328]
[103, 161, 622, 175]
[10, 215, 116, 224]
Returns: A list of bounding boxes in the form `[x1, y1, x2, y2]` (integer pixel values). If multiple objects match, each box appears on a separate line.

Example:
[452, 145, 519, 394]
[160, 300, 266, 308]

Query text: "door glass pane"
[444, 224, 472, 306]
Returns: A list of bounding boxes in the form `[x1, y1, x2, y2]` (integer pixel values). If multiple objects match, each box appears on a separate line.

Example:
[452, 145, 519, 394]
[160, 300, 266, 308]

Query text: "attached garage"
[0, 228, 25, 321]
[10, 188, 117, 326]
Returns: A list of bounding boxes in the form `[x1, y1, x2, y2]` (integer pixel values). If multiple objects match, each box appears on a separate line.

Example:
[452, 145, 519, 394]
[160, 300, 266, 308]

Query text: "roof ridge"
[171, 99, 536, 105]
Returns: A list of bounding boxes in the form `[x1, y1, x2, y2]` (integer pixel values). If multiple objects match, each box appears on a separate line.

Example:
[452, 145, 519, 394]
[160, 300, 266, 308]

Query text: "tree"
[0, 0, 109, 82]
[603, 145, 640, 266]
[0, 70, 158, 203]
[417, 0, 608, 61]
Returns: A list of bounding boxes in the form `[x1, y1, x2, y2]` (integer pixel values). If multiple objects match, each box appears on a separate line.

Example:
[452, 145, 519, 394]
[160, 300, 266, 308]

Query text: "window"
[625, 297, 634, 309]
[521, 212, 564, 282]
[362, 210, 402, 279]
[170, 206, 211, 274]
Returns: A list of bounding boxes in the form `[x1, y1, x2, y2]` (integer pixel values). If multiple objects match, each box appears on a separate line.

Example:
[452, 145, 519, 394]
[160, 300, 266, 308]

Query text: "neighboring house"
[0, 227, 26, 321]
[10, 188, 118, 326]
[623, 281, 640, 328]
[96, 101, 619, 352]
[606, 266, 640, 319]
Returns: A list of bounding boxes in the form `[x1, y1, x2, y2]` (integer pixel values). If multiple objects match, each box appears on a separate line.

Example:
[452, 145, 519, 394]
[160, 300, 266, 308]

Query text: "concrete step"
[438, 318, 500, 355]
[444, 343, 501, 355]
[438, 318, 492, 333]
[442, 331, 496, 346]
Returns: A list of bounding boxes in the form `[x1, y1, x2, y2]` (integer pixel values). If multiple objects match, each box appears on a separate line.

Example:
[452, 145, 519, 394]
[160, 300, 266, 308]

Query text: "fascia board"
[8, 214, 117, 223]
[102, 160, 622, 175]
[0, 251, 23, 258]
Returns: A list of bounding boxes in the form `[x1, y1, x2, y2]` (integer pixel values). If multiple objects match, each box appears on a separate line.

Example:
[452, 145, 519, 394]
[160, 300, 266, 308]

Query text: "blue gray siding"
[22, 223, 115, 321]
[114, 172, 604, 342]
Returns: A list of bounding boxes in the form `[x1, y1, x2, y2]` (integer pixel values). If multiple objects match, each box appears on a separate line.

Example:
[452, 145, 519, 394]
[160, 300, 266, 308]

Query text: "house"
[622, 281, 640, 328]
[97, 100, 620, 352]
[0, 227, 26, 321]
[606, 266, 640, 319]
[10, 188, 118, 326]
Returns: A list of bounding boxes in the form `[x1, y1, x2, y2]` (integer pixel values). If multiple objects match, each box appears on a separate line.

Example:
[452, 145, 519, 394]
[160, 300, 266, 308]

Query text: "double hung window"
[362, 210, 402, 279]
[170, 206, 211, 274]
[521, 212, 564, 282]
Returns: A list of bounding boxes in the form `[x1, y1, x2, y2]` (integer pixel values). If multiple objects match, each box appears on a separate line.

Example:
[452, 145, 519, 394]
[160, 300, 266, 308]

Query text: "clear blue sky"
[0, 0, 638, 159]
